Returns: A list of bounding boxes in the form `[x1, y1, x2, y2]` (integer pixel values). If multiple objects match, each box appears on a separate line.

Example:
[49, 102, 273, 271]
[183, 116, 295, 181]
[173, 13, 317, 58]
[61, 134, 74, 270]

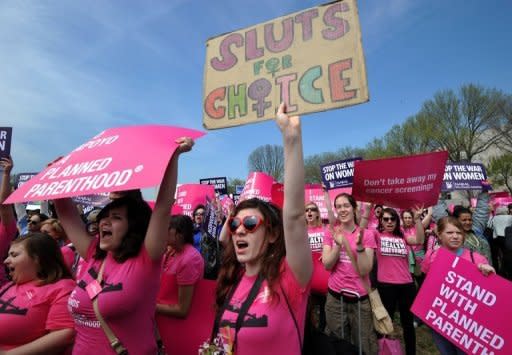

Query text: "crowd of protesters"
[0, 107, 511, 354]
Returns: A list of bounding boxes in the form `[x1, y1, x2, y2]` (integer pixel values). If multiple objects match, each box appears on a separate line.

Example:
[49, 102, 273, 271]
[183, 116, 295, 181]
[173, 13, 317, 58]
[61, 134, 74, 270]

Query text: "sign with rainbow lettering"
[203, 0, 368, 129]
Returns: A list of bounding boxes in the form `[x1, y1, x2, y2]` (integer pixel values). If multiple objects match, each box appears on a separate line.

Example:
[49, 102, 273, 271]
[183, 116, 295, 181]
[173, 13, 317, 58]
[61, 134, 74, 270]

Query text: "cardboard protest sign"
[442, 163, 489, 191]
[352, 151, 448, 209]
[411, 248, 511, 354]
[199, 176, 228, 195]
[15, 173, 38, 190]
[0, 127, 12, 159]
[203, 0, 368, 129]
[4, 125, 204, 204]
[175, 183, 215, 217]
[321, 157, 362, 189]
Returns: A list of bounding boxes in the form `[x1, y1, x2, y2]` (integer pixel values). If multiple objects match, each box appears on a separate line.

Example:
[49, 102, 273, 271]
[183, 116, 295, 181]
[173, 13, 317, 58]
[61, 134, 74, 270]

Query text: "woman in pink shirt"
[156, 214, 205, 354]
[53, 136, 194, 355]
[0, 232, 75, 353]
[322, 194, 378, 354]
[422, 216, 494, 354]
[207, 104, 312, 355]
[375, 207, 424, 355]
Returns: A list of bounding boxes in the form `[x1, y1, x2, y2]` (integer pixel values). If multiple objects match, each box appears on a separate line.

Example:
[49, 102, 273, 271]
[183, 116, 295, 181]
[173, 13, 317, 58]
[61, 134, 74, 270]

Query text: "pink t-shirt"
[323, 227, 376, 297]
[421, 248, 489, 274]
[157, 244, 204, 303]
[60, 244, 86, 280]
[68, 238, 161, 355]
[0, 279, 75, 350]
[375, 231, 413, 284]
[402, 226, 424, 254]
[0, 220, 18, 287]
[307, 225, 330, 253]
[216, 261, 309, 355]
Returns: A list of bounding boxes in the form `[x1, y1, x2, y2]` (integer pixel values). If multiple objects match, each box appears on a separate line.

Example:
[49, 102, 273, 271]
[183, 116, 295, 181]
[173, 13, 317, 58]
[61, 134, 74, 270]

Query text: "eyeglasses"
[382, 217, 396, 223]
[228, 215, 265, 234]
[28, 220, 40, 225]
[305, 207, 318, 213]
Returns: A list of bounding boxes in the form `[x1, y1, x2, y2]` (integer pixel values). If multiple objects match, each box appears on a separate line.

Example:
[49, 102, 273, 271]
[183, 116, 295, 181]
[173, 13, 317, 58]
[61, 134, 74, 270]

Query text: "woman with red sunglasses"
[208, 103, 312, 355]
[375, 207, 424, 355]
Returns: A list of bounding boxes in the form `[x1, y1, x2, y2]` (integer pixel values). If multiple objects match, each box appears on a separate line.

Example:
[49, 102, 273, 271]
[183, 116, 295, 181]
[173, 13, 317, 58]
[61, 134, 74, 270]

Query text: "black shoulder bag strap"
[211, 273, 265, 352]
[280, 283, 302, 347]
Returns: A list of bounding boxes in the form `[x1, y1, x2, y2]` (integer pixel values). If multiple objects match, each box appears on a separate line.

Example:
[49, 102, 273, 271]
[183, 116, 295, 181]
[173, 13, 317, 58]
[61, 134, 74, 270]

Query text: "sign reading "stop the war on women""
[320, 157, 361, 189]
[4, 125, 205, 204]
[411, 248, 511, 354]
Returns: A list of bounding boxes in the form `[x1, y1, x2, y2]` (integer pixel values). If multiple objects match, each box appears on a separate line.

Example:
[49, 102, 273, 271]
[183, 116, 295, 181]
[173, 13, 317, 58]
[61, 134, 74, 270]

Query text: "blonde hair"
[305, 201, 322, 227]
[40, 218, 67, 241]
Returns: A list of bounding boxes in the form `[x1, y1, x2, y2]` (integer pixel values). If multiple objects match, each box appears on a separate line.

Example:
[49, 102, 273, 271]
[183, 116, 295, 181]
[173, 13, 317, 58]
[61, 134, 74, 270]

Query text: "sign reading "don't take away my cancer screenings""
[203, 0, 368, 129]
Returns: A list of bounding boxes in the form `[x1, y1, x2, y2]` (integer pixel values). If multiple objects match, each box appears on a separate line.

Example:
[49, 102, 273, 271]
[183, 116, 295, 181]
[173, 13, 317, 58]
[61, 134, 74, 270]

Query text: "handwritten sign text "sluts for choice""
[203, 0, 368, 129]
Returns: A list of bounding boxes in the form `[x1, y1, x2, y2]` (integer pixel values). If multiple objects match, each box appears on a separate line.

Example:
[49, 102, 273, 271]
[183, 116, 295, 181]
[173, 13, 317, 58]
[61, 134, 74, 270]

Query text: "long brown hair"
[215, 198, 285, 309]
[11, 233, 72, 284]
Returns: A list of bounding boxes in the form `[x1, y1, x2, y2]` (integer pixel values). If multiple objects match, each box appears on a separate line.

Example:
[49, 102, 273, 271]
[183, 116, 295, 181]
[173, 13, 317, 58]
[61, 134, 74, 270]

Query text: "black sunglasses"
[382, 216, 396, 223]
[228, 215, 265, 234]
[305, 207, 318, 213]
[28, 220, 40, 225]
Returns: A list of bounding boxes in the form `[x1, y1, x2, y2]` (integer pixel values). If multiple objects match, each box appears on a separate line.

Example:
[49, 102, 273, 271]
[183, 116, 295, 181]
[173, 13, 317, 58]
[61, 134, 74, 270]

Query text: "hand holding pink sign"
[4, 125, 205, 204]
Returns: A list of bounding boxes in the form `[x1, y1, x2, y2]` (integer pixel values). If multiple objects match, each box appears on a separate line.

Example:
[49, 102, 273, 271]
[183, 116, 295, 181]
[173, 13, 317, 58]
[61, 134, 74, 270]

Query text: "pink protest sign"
[4, 125, 205, 204]
[352, 151, 448, 209]
[239, 171, 275, 202]
[271, 182, 284, 208]
[175, 183, 215, 217]
[219, 195, 234, 216]
[411, 248, 511, 354]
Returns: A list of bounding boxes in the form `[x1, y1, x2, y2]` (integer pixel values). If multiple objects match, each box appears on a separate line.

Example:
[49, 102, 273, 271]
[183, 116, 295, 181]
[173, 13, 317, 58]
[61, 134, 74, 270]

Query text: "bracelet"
[356, 246, 365, 253]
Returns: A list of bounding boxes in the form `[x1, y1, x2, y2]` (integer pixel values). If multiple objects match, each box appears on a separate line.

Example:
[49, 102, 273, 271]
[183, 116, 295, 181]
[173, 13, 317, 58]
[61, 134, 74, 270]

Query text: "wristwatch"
[356, 246, 365, 253]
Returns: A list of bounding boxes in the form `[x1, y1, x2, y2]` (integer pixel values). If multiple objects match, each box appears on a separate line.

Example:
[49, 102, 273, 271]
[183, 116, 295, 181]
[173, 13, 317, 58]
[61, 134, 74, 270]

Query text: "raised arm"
[422, 207, 433, 229]
[276, 103, 312, 287]
[54, 198, 92, 258]
[472, 191, 490, 234]
[405, 206, 426, 245]
[322, 186, 337, 228]
[0, 157, 15, 226]
[145, 137, 194, 261]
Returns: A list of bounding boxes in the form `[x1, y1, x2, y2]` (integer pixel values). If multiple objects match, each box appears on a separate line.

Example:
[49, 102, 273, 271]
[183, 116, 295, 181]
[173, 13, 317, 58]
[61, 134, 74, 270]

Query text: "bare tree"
[488, 154, 512, 194]
[247, 144, 284, 181]
[420, 84, 506, 162]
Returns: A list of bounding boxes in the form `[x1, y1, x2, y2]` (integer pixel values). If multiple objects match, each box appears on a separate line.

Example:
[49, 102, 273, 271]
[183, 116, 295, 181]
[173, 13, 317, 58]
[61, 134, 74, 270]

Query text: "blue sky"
[2, 0, 511, 198]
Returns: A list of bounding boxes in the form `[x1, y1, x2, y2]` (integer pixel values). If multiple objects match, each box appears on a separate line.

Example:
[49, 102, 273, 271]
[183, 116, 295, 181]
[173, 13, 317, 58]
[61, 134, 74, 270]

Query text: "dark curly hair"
[12, 233, 72, 284]
[94, 196, 152, 262]
[215, 198, 285, 310]
[169, 214, 194, 245]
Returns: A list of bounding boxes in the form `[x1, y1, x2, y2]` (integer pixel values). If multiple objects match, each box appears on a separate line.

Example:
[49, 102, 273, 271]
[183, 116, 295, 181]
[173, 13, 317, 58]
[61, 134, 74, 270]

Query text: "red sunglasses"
[228, 215, 266, 234]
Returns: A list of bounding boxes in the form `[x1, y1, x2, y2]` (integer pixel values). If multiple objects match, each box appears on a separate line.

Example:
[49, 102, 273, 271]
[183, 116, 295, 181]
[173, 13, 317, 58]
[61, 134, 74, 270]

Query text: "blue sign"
[320, 157, 362, 190]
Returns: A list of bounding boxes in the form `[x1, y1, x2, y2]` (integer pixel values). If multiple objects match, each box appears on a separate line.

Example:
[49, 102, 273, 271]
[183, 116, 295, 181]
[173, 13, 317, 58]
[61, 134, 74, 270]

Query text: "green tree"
[247, 144, 284, 181]
[227, 178, 245, 195]
[487, 154, 512, 194]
